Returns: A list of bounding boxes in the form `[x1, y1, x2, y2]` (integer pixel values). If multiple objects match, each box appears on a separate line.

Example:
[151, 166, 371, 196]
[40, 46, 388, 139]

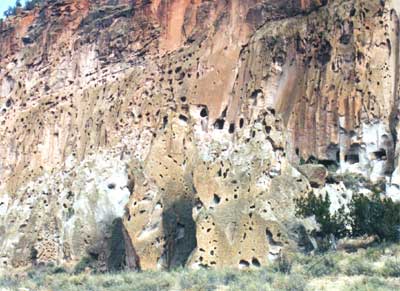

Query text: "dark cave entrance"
[345, 154, 360, 164]
[372, 149, 387, 161]
[345, 144, 361, 164]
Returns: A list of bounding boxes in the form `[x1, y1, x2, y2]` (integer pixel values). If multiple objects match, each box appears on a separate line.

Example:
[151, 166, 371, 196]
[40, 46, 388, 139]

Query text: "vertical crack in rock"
[389, 9, 400, 177]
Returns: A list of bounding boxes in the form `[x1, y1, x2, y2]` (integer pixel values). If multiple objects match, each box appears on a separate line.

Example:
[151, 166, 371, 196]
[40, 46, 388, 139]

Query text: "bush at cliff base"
[295, 191, 400, 246]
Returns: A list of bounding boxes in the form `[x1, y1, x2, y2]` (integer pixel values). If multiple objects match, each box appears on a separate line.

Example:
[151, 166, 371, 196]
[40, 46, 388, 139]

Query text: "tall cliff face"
[0, 0, 399, 271]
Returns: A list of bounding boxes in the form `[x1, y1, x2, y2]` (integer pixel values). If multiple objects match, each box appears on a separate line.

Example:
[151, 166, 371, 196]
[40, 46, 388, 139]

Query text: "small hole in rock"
[229, 123, 235, 134]
[213, 194, 221, 204]
[372, 149, 387, 161]
[179, 115, 188, 122]
[252, 258, 261, 267]
[239, 260, 250, 268]
[214, 119, 225, 130]
[200, 108, 208, 118]
[239, 118, 244, 128]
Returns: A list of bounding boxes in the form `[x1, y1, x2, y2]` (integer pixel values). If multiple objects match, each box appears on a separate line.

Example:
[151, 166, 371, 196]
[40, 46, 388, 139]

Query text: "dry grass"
[1, 243, 400, 291]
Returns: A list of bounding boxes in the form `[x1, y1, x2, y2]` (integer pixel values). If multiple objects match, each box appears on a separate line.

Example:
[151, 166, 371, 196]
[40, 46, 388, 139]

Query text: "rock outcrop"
[0, 0, 400, 271]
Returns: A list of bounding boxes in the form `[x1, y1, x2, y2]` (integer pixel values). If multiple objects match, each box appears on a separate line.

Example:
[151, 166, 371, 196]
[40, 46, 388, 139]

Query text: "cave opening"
[214, 119, 225, 130]
[344, 144, 361, 164]
[326, 144, 340, 163]
[345, 154, 360, 164]
[239, 118, 244, 128]
[229, 123, 235, 134]
[372, 149, 387, 161]
[200, 107, 208, 118]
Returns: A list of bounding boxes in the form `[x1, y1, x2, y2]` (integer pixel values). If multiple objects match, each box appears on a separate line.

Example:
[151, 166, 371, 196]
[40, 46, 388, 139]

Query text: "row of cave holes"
[198, 257, 261, 268]
[216, 117, 246, 135]
[343, 145, 387, 164]
[177, 98, 209, 124]
[176, 102, 244, 134]
[295, 145, 388, 166]
[239, 258, 261, 268]
[214, 109, 274, 134]
[344, 149, 387, 164]
[213, 106, 238, 133]
[214, 119, 242, 134]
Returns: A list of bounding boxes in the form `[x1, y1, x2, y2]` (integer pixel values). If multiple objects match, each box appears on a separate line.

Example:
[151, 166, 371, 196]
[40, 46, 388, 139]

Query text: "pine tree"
[4, 6, 16, 17]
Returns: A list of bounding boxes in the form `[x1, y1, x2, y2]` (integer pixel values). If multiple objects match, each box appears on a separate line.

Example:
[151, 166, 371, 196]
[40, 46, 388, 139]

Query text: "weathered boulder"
[298, 164, 328, 188]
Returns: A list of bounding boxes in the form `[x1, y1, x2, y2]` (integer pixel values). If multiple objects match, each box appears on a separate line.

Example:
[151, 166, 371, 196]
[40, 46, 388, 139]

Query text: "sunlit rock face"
[241, 0, 400, 185]
[0, 0, 399, 271]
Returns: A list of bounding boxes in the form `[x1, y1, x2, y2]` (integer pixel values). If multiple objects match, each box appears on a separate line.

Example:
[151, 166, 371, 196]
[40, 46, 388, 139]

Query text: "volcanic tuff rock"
[0, 0, 400, 271]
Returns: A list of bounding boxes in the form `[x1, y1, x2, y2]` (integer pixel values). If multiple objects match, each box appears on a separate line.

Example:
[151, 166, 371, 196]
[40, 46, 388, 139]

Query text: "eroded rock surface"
[0, 0, 400, 271]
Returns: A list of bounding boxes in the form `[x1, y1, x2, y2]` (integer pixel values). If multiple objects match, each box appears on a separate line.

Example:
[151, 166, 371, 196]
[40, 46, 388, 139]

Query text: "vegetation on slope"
[3, 0, 44, 18]
[295, 189, 400, 249]
[1, 243, 400, 291]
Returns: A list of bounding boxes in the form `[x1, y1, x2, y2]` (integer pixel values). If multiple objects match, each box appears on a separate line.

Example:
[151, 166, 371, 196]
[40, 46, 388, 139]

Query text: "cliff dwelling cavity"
[372, 149, 387, 161]
[345, 144, 361, 164]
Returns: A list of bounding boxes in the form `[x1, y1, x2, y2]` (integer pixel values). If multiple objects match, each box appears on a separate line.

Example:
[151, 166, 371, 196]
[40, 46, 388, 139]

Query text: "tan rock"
[0, 0, 399, 271]
[298, 164, 328, 188]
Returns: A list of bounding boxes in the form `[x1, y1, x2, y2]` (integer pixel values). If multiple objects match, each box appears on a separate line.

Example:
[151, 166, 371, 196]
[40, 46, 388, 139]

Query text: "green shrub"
[271, 273, 307, 291]
[3, 0, 45, 18]
[178, 269, 219, 291]
[3, 5, 16, 17]
[341, 173, 365, 190]
[295, 192, 348, 241]
[305, 255, 339, 277]
[348, 276, 399, 291]
[272, 255, 292, 274]
[24, 0, 45, 10]
[296, 191, 400, 245]
[365, 245, 385, 261]
[349, 194, 400, 242]
[345, 257, 374, 276]
[74, 256, 97, 274]
[381, 259, 400, 277]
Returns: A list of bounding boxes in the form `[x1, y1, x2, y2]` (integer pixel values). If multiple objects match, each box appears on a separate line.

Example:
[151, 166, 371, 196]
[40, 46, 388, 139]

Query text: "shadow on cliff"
[160, 196, 197, 269]
[107, 196, 197, 271]
[107, 217, 140, 271]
